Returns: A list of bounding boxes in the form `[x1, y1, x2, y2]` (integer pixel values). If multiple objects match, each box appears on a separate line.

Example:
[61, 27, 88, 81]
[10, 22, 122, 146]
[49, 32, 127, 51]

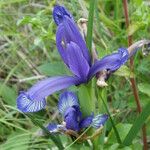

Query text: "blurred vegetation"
[0, 0, 150, 149]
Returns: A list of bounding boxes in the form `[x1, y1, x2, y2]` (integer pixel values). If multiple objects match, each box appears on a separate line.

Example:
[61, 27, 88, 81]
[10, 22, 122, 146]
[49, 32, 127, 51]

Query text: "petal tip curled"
[92, 114, 108, 129]
[118, 47, 129, 65]
[53, 5, 73, 25]
[17, 91, 46, 113]
[58, 91, 79, 115]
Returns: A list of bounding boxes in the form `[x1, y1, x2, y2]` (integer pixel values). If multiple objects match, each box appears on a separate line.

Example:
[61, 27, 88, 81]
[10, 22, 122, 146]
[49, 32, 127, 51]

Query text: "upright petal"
[63, 17, 91, 64]
[56, 24, 69, 66]
[54, 7, 91, 65]
[88, 48, 129, 79]
[92, 114, 108, 129]
[53, 5, 73, 25]
[17, 76, 80, 113]
[67, 42, 90, 81]
[58, 91, 79, 115]
[64, 107, 81, 131]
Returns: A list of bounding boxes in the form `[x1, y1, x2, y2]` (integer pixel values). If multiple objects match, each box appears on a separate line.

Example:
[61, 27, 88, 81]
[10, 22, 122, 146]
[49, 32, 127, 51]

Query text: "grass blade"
[123, 101, 150, 146]
[26, 114, 64, 149]
[86, 0, 96, 53]
[99, 92, 122, 144]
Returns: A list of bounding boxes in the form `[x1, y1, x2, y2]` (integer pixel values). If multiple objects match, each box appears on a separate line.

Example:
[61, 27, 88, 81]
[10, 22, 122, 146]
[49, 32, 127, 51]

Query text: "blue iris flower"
[17, 5, 129, 113]
[46, 91, 108, 133]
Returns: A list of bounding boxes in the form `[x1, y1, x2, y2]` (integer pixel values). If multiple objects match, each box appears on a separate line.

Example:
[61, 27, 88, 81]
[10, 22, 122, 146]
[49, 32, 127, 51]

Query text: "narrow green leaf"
[86, 0, 96, 53]
[78, 83, 94, 116]
[114, 65, 134, 78]
[108, 123, 132, 143]
[127, 22, 144, 36]
[0, 0, 26, 6]
[99, 92, 122, 144]
[138, 83, 150, 97]
[123, 101, 150, 146]
[26, 114, 64, 149]
[37, 62, 69, 76]
[0, 83, 17, 106]
[99, 13, 121, 33]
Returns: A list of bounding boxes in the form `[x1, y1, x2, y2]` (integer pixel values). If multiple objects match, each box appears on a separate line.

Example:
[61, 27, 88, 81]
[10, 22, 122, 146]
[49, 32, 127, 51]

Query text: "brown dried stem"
[122, 0, 148, 149]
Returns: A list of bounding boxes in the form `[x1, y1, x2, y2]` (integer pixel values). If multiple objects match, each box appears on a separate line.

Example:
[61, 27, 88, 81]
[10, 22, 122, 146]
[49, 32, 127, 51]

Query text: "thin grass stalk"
[99, 89, 122, 144]
[122, 0, 148, 149]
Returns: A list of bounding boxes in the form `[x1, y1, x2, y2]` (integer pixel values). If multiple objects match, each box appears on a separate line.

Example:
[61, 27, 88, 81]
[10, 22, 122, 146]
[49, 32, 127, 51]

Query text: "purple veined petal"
[58, 91, 79, 115]
[64, 107, 81, 131]
[92, 114, 108, 129]
[72, 105, 82, 121]
[53, 5, 73, 26]
[55, 15, 91, 65]
[88, 48, 129, 79]
[118, 47, 129, 64]
[47, 123, 67, 133]
[66, 42, 90, 81]
[79, 113, 94, 129]
[17, 76, 80, 113]
[56, 24, 69, 66]
[17, 91, 46, 113]
[63, 16, 91, 64]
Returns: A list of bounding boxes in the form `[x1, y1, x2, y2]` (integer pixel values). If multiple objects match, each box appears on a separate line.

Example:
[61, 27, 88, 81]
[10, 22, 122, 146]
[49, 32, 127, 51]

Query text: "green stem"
[99, 91, 122, 144]
[86, 0, 96, 53]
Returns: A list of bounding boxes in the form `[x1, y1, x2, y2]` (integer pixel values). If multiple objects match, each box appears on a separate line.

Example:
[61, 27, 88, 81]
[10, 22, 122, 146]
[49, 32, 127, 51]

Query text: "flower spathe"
[46, 91, 108, 133]
[17, 5, 129, 113]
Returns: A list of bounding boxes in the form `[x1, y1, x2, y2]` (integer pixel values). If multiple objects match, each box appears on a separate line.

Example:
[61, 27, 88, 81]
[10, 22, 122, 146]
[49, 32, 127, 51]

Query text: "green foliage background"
[0, 0, 150, 149]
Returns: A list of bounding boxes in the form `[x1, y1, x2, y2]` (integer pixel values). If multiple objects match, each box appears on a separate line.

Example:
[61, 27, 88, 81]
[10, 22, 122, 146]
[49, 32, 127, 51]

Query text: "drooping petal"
[53, 5, 73, 26]
[58, 91, 79, 115]
[47, 123, 67, 133]
[88, 48, 129, 79]
[17, 76, 80, 113]
[66, 42, 90, 81]
[64, 107, 81, 131]
[91, 114, 108, 129]
[17, 91, 46, 113]
[79, 113, 94, 129]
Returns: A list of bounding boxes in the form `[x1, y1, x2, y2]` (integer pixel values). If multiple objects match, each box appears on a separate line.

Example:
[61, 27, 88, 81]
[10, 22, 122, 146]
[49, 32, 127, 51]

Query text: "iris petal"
[63, 17, 90, 64]
[88, 48, 129, 79]
[47, 123, 58, 133]
[47, 123, 66, 133]
[17, 76, 80, 112]
[53, 5, 73, 25]
[55, 13, 90, 65]
[92, 114, 108, 128]
[56, 25, 69, 65]
[64, 107, 80, 131]
[58, 91, 79, 115]
[17, 92, 46, 113]
[67, 42, 90, 81]
[79, 113, 94, 129]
